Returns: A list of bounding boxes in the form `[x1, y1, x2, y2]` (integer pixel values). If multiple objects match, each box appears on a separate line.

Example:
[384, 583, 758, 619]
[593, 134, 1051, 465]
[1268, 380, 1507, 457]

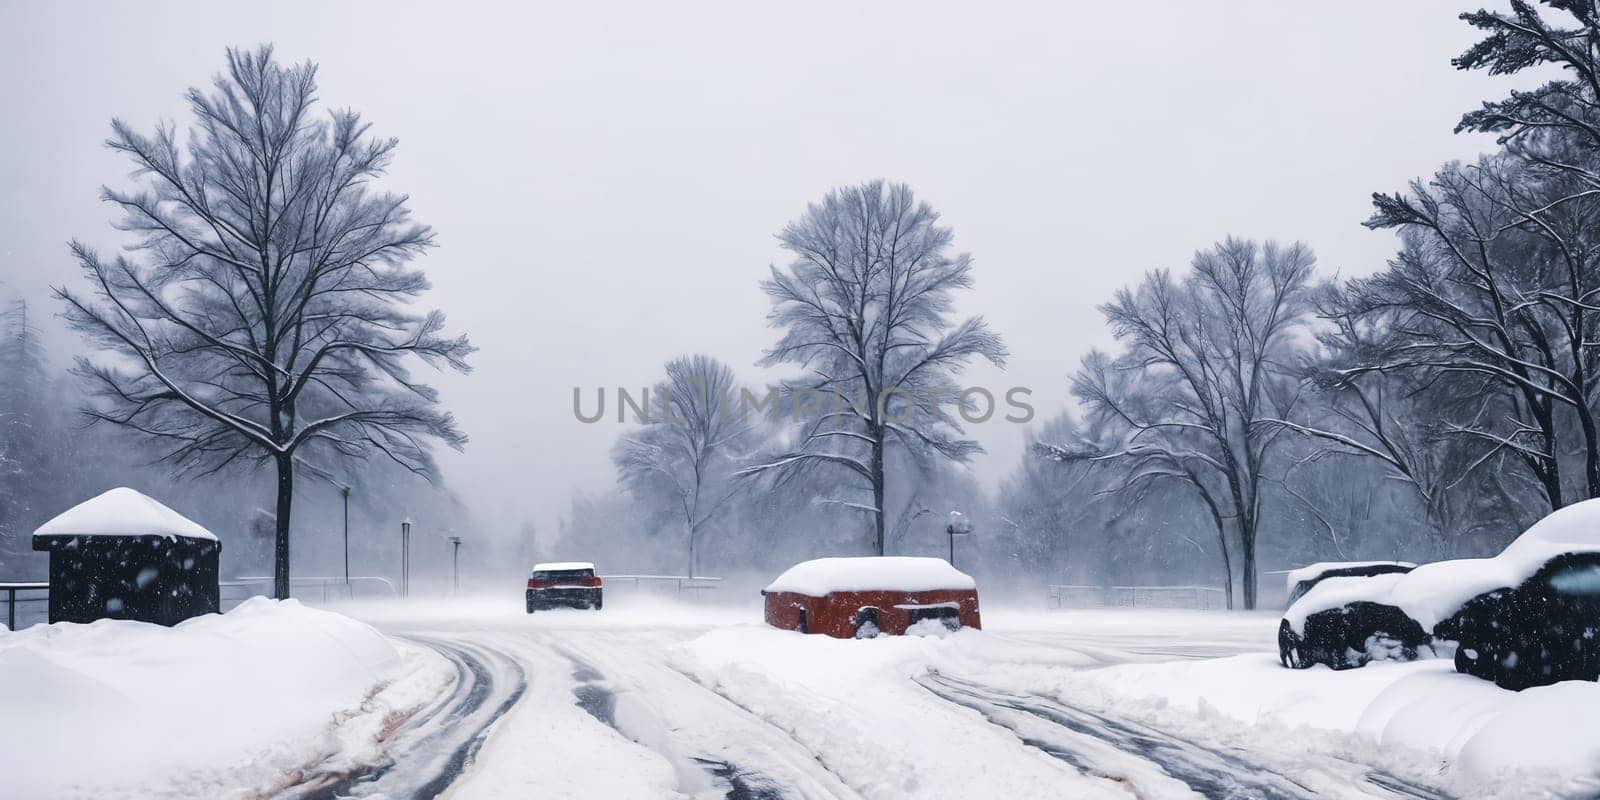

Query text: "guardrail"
[600, 574, 722, 597]
[227, 575, 400, 602]
[2, 575, 406, 630]
[0, 581, 48, 630]
[1048, 584, 1228, 611]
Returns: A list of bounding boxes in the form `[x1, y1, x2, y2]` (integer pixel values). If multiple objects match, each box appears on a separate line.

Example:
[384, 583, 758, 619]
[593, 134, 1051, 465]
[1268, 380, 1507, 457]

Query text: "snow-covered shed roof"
[532, 561, 594, 572]
[764, 556, 976, 597]
[32, 487, 217, 542]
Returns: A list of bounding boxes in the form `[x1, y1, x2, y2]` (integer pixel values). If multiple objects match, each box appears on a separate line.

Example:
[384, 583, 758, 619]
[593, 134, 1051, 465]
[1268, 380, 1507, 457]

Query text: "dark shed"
[32, 488, 221, 626]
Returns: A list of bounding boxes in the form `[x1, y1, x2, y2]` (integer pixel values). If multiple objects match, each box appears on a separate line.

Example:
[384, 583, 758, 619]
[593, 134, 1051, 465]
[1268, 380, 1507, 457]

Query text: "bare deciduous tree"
[57, 46, 473, 599]
[740, 181, 1006, 555]
[1328, 155, 1600, 511]
[614, 354, 750, 578]
[1047, 238, 1315, 609]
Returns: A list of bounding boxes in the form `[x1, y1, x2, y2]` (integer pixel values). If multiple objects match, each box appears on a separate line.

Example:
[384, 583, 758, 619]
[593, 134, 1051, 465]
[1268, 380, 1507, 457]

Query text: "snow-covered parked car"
[1283, 560, 1415, 607]
[762, 556, 981, 638]
[1279, 499, 1600, 688]
[526, 562, 603, 612]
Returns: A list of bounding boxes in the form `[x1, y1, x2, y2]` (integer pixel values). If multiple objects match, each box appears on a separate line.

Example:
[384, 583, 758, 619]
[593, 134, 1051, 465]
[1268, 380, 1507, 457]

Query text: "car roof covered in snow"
[1501, 497, 1600, 560]
[1283, 561, 1415, 592]
[1285, 498, 1600, 633]
[532, 561, 594, 572]
[763, 556, 975, 597]
[32, 487, 217, 542]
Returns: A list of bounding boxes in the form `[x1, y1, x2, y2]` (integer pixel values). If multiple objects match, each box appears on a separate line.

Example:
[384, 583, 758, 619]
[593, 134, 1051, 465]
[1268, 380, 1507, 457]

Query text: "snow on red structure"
[762, 557, 981, 638]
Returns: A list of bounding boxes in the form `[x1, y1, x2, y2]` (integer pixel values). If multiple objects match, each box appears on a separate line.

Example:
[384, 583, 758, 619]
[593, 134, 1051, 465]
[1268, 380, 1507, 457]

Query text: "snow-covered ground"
[392, 598, 1595, 799]
[326, 598, 1385, 798]
[1021, 651, 1600, 798]
[0, 597, 449, 799]
[7, 593, 1598, 798]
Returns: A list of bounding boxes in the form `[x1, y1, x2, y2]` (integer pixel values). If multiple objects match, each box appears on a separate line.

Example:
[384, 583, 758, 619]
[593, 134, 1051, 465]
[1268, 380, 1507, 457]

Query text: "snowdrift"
[669, 611, 1600, 797]
[1045, 654, 1600, 797]
[0, 597, 440, 799]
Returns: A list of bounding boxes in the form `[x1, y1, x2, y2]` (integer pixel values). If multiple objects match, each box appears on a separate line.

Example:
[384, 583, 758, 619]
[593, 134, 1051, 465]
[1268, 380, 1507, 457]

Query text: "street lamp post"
[946, 511, 972, 569]
[401, 518, 412, 597]
[448, 536, 463, 595]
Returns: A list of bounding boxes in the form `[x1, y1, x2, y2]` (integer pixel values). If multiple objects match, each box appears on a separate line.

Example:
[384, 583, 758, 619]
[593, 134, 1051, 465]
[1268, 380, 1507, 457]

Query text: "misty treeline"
[12, 3, 1600, 611]
[568, 2, 1600, 608]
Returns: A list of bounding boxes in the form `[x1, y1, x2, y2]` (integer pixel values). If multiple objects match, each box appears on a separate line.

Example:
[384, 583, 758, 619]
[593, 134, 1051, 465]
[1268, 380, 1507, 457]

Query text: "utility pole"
[401, 518, 412, 597]
[448, 536, 463, 595]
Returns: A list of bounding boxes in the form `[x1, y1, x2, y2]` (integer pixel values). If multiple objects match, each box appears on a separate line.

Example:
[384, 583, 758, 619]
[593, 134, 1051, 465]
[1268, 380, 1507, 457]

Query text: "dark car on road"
[527, 562, 603, 612]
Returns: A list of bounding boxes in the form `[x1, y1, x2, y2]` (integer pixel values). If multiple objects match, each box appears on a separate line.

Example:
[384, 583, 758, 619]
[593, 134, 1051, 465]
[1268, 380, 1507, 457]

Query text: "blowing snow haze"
[16, 2, 1600, 798]
[0, 0, 1537, 543]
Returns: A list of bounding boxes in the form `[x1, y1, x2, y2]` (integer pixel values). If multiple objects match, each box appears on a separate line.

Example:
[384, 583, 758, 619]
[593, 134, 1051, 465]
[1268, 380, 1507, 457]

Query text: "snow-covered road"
[326, 603, 862, 799]
[281, 635, 528, 799]
[917, 672, 1447, 799]
[302, 598, 1481, 800]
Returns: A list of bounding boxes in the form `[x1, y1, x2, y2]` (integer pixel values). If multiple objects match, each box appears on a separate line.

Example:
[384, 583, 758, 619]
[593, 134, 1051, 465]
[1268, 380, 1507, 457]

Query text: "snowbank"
[672, 609, 1597, 797]
[763, 556, 975, 596]
[32, 486, 217, 541]
[1015, 653, 1600, 797]
[0, 597, 444, 799]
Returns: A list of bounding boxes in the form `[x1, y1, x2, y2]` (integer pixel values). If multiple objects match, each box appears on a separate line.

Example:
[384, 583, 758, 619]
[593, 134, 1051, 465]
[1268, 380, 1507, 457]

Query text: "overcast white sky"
[0, 1, 1540, 537]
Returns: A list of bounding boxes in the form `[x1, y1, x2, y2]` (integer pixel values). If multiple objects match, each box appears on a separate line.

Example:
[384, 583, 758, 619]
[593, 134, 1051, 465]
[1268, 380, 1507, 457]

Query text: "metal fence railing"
[1048, 584, 1229, 611]
[1, 576, 403, 630]
[225, 576, 399, 603]
[0, 582, 48, 630]
[600, 574, 722, 598]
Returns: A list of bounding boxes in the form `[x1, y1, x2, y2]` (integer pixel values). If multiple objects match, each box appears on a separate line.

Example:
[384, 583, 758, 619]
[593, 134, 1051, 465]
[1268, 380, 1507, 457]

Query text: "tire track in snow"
[548, 633, 858, 800]
[918, 672, 1452, 800]
[556, 642, 787, 799]
[280, 635, 526, 800]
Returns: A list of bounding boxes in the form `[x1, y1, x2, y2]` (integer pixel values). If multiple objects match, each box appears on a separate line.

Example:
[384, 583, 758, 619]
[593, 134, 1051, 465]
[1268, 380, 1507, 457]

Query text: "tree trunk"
[274, 453, 294, 600]
[1198, 487, 1234, 610]
[1216, 530, 1235, 611]
[1530, 399, 1564, 509]
[1240, 521, 1257, 610]
[1577, 404, 1600, 502]
[870, 430, 886, 556]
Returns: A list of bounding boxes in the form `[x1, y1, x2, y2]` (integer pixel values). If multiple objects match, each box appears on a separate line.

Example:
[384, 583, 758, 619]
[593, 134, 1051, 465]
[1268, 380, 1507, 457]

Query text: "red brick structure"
[762, 557, 981, 638]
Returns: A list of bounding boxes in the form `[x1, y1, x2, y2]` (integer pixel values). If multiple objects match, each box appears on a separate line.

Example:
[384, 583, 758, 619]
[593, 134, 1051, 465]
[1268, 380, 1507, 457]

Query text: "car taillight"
[528, 579, 552, 589]
[585, 576, 603, 588]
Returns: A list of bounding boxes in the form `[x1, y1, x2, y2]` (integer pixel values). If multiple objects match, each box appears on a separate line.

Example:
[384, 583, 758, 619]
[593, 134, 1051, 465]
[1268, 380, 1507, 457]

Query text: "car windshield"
[532, 568, 594, 582]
